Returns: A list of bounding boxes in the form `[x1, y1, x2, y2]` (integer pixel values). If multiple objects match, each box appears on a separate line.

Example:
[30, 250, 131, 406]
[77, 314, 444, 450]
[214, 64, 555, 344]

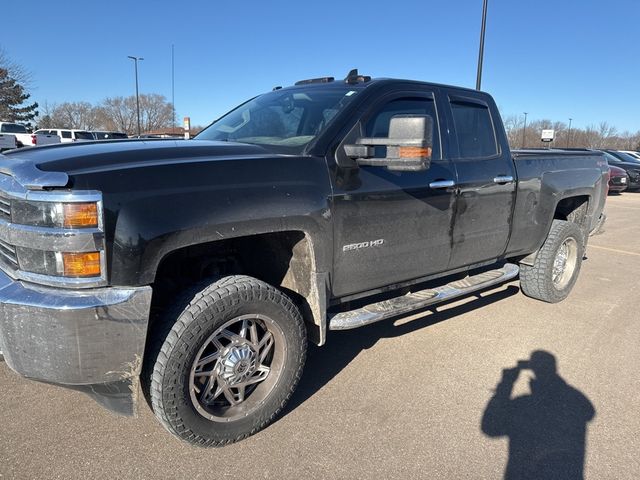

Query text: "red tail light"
[31, 134, 37, 145]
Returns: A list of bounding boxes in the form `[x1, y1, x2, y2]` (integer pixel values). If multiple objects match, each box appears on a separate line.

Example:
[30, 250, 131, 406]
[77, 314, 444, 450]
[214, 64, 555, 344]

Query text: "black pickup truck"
[0, 71, 608, 446]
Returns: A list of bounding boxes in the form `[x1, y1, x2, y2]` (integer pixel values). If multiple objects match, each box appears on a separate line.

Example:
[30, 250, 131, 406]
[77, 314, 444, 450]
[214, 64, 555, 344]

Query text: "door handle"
[429, 180, 456, 189]
[493, 175, 514, 184]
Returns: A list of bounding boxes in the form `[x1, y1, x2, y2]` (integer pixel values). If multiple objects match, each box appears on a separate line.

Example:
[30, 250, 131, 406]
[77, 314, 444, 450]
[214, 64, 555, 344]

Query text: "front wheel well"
[150, 231, 323, 344]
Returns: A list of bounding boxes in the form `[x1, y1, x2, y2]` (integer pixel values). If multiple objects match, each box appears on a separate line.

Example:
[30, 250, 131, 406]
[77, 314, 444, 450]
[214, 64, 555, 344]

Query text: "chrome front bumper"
[0, 269, 151, 387]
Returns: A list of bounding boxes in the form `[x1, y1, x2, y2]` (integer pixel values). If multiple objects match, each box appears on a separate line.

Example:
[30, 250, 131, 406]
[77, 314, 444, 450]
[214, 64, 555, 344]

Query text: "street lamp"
[127, 55, 144, 137]
[476, 0, 489, 90]
[567, 118, 573, 148]
[522, 112, 528, 148]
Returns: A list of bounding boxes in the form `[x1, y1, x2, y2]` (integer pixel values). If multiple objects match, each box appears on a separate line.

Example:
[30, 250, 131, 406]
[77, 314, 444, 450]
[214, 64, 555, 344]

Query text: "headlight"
[11, 200, 99, 228]
[0, 180, 105, 287]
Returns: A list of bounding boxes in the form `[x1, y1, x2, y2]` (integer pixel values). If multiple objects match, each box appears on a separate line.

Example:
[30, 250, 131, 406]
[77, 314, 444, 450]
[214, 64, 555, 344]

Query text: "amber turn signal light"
[397, 146, 432, 159]
[62, 252, 101, 277]
[63, 203, 99, 228]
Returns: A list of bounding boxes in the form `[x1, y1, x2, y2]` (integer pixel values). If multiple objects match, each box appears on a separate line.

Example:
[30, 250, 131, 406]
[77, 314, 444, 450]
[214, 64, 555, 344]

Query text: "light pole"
[567, 118, 573, 147]
[127, 56, 144, 137]
[171, 45, 176, 134]
[522, 112, 528, 148]
[476, 0, 489, 90]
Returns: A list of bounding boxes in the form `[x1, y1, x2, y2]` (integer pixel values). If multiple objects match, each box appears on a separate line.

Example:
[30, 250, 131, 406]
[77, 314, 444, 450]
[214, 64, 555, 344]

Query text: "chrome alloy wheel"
[189, 314, 286, 422]
[552, 237, 578, 289]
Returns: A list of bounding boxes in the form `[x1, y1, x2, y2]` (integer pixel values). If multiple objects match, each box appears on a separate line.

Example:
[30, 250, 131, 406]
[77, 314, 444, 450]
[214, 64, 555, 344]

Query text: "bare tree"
[139, 93, 173, 133]
[98, 94, 173, 134]
[35, 101, 58, 129]
[504, 114, 640, 152]
[52, 102, 101, 129]
[0, 47, 32, 88]
[98, 96, 137, 133]
[0, 49, 38, 124]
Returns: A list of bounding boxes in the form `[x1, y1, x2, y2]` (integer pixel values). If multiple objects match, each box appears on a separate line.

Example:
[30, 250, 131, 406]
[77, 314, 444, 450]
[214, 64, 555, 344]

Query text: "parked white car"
[0, 133, 17, 152]
[35, 128, 95, 143]
[0, 122, 61, 148]
[620, 150, 640, 160]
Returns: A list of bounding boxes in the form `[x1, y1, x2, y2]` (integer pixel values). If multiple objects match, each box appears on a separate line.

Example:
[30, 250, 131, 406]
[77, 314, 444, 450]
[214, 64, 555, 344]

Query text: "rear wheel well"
[554, 195, 589, 229]
[519, 195, 590, 267]
[150, 231, 322, 342]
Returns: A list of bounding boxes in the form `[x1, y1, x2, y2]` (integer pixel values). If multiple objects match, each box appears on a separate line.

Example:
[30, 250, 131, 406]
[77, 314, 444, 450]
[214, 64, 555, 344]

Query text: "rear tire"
[144, 275, 306, 447]
[520, 220, 584, 303]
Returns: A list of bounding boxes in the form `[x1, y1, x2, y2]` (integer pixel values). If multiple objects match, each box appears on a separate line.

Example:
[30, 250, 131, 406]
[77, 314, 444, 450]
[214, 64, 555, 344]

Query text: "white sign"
[541, 129, 555, 142]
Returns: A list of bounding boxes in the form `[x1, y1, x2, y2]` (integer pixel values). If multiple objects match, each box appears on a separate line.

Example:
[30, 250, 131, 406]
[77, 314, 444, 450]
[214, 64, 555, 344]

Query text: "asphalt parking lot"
[1, 193, 639, 479]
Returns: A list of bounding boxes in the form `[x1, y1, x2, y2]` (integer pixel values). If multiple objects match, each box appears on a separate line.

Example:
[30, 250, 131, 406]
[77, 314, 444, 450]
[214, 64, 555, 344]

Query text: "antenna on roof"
[272, 86, 282, 91]
[344, 68, 371, 85]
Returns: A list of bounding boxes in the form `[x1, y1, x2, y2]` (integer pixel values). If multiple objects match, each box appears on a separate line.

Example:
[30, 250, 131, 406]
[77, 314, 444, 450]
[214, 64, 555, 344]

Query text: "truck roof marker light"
[294, 77, 335, 86]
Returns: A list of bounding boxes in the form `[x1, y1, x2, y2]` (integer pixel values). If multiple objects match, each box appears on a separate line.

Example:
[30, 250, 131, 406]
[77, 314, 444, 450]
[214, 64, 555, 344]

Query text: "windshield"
[606, 150, 640, 164]
[603, 152, 622, 164]
[616, 152, 640, 163]
[196, 85, 362, 154]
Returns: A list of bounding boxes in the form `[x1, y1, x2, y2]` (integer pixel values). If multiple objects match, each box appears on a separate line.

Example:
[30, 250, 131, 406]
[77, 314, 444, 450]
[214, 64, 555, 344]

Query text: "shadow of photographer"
[482, 351, 596, 480]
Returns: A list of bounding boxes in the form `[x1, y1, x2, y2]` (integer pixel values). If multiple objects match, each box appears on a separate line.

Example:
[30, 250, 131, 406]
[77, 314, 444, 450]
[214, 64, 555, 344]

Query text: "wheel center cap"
[220, 344, 256, 384]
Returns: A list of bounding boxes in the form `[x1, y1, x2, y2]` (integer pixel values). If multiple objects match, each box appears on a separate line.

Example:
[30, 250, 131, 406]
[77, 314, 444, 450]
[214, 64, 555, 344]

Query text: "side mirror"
[344, 114, 433, 171]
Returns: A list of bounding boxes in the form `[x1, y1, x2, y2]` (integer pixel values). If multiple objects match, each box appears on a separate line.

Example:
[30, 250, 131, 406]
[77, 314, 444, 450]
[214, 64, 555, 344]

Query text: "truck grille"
[0, 194, 17, 268]
[0, 195, 10, 222]
[0, 238, 18, 268]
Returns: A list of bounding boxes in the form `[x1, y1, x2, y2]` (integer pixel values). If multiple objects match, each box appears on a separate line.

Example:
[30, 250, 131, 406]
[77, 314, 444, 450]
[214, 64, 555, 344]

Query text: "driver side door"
[328, 89, 458, 298]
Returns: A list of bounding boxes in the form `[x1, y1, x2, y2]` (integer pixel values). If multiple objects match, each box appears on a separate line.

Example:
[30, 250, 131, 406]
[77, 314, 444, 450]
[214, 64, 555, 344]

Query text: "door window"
[450, 100, 497, 158]
[365, 97, 440, 159]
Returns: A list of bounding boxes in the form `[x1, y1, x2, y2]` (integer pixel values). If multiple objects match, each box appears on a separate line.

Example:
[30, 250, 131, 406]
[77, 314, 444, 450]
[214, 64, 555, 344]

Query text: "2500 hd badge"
[342, 239, 385, 252]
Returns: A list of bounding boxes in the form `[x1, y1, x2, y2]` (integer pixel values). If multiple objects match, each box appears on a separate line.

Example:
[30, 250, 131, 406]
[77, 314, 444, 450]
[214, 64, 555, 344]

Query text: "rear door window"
[61, 130, 72, 139]
[75, 131, 95, 140]
[449, 99, 498, 158]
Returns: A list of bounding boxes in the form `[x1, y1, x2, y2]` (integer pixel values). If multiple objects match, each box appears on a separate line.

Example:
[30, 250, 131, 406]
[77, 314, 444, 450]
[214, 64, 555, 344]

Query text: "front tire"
[145, 275, 306, 447]
[520, 220, 585, 303]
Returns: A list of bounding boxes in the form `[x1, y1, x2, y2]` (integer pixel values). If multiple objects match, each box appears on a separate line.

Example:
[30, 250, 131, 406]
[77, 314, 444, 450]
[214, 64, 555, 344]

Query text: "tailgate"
[37, 134, 61, 145]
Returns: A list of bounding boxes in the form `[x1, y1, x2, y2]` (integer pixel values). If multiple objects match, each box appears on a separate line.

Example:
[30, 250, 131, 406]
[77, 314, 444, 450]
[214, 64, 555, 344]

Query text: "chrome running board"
[328, 263, 519, 331]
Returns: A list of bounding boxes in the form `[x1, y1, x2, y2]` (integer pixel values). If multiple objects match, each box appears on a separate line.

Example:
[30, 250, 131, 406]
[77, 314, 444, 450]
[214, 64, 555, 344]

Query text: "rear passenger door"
[446, 93, 516, 269]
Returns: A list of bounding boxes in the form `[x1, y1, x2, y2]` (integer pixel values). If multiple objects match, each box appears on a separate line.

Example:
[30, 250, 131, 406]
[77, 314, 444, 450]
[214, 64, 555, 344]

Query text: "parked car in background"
[605, 150, 640, 164]
[35, 128, 95, 143]
[602, 151, 640, 191]
[619, 150, 640, 160]
[92, 131, 128, 140]
[0, 122, 61, 148]
[0, 133, 17, 152]
[608, 165, 629, 193]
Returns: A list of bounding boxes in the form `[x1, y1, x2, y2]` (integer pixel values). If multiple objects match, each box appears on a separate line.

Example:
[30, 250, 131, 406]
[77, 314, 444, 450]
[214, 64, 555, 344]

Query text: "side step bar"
[328, 263, 519, 331]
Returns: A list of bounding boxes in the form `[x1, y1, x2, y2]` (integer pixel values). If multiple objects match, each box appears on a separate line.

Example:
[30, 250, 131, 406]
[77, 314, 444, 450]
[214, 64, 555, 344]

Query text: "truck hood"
[0, 139, 273, 189]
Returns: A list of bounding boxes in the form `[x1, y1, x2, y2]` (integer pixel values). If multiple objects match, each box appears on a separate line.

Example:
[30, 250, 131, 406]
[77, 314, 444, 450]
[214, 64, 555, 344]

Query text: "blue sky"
[2, 0, 639, 131]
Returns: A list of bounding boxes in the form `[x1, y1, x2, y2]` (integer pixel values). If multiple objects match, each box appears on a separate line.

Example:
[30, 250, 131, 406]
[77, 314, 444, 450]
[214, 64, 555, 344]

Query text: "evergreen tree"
[0, 68, 38, 122]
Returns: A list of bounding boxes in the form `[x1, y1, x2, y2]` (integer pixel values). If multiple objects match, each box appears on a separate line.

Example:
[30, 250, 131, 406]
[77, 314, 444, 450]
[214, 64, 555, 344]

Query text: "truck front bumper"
[0, 269, 152, 415]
